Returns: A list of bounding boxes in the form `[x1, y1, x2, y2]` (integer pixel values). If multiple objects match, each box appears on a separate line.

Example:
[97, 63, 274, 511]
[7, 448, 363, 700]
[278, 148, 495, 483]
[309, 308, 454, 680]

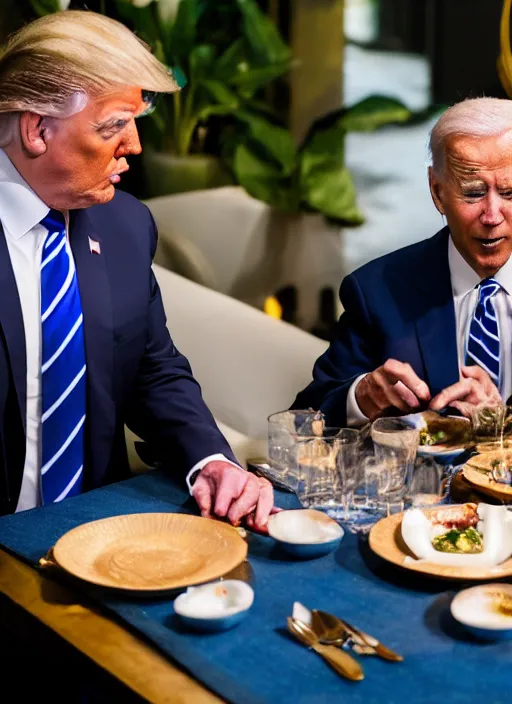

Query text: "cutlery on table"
[312, 610, 404, 662]
[287, 617, 364, 681]
[293, 600, 374, 656]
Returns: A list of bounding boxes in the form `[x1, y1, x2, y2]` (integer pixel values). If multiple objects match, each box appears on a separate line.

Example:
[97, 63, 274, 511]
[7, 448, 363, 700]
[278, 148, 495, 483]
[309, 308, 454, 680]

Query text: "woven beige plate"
[368, 507, 512, 581]
[466, 449, 512, 472]
[462, 465, 512, 503]
[52, 513, 248, 591]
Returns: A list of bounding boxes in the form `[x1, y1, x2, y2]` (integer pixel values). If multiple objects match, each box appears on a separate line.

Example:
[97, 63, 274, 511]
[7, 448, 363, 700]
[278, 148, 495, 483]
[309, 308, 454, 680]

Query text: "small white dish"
[451, 583, 512, 640]
[173, 579, 254, 632]
[267, 509, 343, 558]
[404, 412, 469, 465]
[416, 443, 466, 465]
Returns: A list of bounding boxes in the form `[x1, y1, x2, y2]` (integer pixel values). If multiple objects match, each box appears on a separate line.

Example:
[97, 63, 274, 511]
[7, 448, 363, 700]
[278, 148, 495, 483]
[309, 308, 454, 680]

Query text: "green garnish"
[419, 429, 448, 446]
[432, 527, 483, 554]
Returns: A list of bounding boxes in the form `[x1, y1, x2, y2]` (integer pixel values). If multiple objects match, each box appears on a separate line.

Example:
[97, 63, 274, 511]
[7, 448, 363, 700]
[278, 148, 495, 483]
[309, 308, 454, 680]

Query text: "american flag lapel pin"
[88, 237, 101, 255]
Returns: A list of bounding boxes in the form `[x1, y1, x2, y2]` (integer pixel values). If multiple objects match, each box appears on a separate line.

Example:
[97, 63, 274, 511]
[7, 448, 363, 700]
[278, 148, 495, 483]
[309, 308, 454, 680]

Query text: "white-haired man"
[294, 97, 510, 425]
[0, 10, 274, 530]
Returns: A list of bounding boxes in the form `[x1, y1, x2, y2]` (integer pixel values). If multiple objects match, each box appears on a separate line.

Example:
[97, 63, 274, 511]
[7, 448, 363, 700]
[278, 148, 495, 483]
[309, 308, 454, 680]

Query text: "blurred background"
[1, 0, 510, 338]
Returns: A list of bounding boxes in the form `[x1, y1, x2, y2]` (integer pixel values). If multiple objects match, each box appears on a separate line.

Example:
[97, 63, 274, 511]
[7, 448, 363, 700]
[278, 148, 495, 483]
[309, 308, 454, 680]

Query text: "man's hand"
[429, 365, 502, 417]
[192, 460, 276, 532]
[355, 359, 431, 421]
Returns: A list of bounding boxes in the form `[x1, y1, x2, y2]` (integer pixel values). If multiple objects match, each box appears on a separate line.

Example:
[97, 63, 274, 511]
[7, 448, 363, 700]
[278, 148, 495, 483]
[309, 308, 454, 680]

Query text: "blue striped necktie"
[40, 209, 86, 504]
[465, 277, 501, 385]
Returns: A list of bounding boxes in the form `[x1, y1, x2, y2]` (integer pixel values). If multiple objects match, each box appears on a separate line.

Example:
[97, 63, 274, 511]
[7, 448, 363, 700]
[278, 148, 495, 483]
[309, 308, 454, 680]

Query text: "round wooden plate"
[368, 507, 512, 581]
[466, 449, 512, 472]
[52, 513, 248, 592]
[462, 465, 512, 503]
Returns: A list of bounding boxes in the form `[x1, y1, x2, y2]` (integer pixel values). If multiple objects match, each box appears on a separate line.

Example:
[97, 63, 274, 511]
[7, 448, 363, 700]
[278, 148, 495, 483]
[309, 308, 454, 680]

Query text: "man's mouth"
[476, 237, 506, 249]
[109, 163, 129, 184]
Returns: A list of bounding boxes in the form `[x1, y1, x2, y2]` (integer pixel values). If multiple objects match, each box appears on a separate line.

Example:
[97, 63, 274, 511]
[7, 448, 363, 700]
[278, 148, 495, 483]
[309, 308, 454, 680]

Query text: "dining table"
[0, 467, 510, 704]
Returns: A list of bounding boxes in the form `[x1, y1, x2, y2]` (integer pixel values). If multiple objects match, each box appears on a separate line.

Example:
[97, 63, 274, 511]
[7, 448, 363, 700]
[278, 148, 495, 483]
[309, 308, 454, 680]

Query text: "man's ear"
[428, 166, 445, 214]
[19, 112, 51, 156]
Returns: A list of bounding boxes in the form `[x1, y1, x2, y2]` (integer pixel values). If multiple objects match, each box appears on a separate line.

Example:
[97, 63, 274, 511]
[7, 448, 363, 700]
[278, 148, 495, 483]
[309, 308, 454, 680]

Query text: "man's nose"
[117, 120, 142, 157]
[480, 192, 504, 226]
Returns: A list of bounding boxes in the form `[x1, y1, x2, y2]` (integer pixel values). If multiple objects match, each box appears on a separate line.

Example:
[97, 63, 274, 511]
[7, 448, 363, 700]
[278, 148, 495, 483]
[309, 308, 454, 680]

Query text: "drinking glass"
[294, 427, 347, 510]
[471, 401, 507, 453]
[370, 417, 419, 512]
[267, 409, 324, 490]
[340, 455, 387, 533]
[332, 428, 361, 514]
[407, 456, 446, 507]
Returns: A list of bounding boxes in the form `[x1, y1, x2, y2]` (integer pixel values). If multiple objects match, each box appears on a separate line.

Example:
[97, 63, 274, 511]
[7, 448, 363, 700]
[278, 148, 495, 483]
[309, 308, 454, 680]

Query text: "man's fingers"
[192, 479, 212, 517]
[253, 478, 274, 529]
[449, 400, 474, 418]
[430, 378, 475, 410]
[394, 380, 422, 409]
[461, 365, 487, 381]
[461, 365, 492, 394]
[461, 365, 501, 402]
[227, 475, 261, 525]
[213, 472, 247, 517]
[381, 359, 431, 402]
[370, 370, 415, 412]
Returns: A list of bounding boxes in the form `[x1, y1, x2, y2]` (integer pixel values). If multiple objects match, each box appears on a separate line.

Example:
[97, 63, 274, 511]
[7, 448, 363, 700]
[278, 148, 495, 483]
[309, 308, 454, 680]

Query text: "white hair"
[430, 97, 512, 174]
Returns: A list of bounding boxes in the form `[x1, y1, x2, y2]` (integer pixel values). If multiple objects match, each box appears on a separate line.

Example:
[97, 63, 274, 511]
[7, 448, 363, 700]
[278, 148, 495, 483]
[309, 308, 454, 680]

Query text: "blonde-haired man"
[0, 11, 274, 530]
[294, 97, 510, 424]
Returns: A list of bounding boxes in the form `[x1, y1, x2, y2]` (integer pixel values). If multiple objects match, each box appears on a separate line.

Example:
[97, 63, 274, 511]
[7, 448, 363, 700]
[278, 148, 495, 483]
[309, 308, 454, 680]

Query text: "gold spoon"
[287, 617, 364, 681]
[312, 610, 404, 662]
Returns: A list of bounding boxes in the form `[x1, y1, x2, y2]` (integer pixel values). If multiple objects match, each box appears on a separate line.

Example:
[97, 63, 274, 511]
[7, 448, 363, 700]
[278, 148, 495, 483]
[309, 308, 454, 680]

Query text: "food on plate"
[401, 502, 512, 567]
[430, 503, 483, 554]
[491, 590, 512, 617]
[430, 503, 479, 529]
[417, 412, 472, 447]
[419, 427, 447, 446]
[432, 527, 483, 554]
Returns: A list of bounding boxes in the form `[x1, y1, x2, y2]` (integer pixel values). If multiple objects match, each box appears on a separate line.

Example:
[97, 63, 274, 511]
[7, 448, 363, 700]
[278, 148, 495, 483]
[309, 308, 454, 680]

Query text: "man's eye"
[101, 119, 128, 138]
[463, 191, 486, 199]
[500, 190, 512, 198]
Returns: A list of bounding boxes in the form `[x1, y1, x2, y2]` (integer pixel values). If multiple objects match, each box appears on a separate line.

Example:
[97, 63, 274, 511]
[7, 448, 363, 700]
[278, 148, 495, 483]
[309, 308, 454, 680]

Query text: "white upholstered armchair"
[126, 265, 328, 471]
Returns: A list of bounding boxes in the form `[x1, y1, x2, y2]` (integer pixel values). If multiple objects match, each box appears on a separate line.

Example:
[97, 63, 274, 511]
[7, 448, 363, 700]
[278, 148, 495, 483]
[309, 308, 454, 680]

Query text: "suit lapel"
[70, 209, 115, 485]
[0, 223, 26, 431]
[413, 227, 460, 396]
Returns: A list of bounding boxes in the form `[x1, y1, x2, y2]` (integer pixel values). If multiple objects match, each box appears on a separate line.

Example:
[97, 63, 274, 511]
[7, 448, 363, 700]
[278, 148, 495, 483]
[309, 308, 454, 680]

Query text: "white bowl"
[451, 583, 512, 640]
[404, 412, 470, 465]
[173, 579, 254, 632]
[267, 509, 344, 558]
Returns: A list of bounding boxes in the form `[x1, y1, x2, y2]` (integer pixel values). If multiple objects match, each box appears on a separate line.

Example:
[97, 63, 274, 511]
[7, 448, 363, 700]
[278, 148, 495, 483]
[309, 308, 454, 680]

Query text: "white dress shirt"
[347, 235, 512, 425]
[0, 150, 236, 512]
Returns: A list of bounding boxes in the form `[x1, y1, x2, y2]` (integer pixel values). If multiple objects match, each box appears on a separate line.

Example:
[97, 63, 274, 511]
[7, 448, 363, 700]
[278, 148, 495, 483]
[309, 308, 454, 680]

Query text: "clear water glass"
[370, 417, 419, 512]
[407, 456, 446, 508]
[471, 401, 507, 452]
[294, 427, 355, 511]
[267, 409, 324, 490]
[340, 455, 388, 533]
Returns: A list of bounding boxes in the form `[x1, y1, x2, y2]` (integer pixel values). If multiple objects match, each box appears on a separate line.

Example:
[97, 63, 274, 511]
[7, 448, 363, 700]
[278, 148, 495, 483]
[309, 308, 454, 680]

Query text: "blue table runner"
[0, 470, 509, 704]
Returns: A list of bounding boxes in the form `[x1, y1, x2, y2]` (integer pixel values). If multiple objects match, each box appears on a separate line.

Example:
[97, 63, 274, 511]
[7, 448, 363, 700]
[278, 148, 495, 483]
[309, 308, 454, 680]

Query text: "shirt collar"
[448, 234, 512, 296]
[0, 149, 49, 239]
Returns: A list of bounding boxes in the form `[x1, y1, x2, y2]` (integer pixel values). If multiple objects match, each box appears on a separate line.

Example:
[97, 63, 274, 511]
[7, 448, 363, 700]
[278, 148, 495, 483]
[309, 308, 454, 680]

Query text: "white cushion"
[153, 265, 328, 441]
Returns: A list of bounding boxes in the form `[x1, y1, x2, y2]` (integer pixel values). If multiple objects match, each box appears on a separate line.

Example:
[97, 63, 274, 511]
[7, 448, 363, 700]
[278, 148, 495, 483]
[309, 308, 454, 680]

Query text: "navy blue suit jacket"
[0, 190, 235, 514]
[292, 227, 461, 425]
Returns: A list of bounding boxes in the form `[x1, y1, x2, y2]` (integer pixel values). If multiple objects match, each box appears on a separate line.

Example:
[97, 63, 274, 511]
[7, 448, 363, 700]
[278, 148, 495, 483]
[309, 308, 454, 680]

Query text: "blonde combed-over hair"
[430, 97, 512, 174]
[0, 10, 179, 145]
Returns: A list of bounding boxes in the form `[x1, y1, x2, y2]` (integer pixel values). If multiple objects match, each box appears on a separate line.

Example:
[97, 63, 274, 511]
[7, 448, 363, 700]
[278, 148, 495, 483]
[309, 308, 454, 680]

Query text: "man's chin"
[77, 185, 117, 208]
[472, 249, 512, 276]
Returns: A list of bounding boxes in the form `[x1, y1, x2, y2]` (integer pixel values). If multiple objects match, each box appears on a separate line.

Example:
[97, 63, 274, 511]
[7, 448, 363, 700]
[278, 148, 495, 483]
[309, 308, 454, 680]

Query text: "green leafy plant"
[27, 0, 434, 224]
